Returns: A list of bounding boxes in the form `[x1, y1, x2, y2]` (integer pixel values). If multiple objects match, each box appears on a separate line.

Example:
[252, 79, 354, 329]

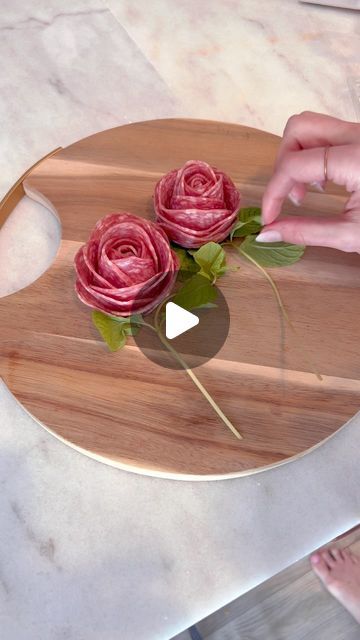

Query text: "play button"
[132, 271, 230, 370]
[165, 302, 199, 340]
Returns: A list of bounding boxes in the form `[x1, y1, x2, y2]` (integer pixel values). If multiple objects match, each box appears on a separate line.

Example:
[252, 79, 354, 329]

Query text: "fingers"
[263, 147, 325, 224]
[277, 112, 360, 167]
[274, 113, 360, 208]
[262, 144, 360, 225]
[256, 215, 360, 253]
[288, 183, 307, 207]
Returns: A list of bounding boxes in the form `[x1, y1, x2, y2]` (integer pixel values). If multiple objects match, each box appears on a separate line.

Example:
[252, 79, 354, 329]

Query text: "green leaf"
[121, 313, 143, 336]
[230, 207, 262, 239]
[240, 235, 305, 267]
[190, 242, 227, 282]
[172, 274, 218, 310]
[128, 313, 143, 325]
[231, 218, 262, 238]
[109, 313, 143, 336]
[173, 246, 200, 281]
[173, 246, 199, 272]
[196, 302, 217, 309]
[92, 311, 129, 352]
[238, 207, 262, 221]
[122, 323, 140, 337]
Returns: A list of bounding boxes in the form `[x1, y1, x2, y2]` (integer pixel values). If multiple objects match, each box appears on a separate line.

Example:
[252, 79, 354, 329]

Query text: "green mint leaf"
[190, 242, 227, 282]
[230, 207, 262, 239]
[231, 218, 262, 238]
[92, 311, 129, 352]
[129, 313, 143, 324]
[238, 207, 262, 221]
[173, 246, 200, 281]
[111, 313, 143, 336]
[122, 323, 139, 337]
[240, 235, 305, 267]
[173, 246, 199, 272]
[109, 313, 141, 325]
[172, 274, 218, 310]
[123, 313, 143, 336]
[195, 302, 217, 309]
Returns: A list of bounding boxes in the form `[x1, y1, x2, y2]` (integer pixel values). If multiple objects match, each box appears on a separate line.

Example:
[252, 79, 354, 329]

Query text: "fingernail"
[288, 191, 301, 206]
[311, 181, 325, 193]
[256, 230, 283, 243]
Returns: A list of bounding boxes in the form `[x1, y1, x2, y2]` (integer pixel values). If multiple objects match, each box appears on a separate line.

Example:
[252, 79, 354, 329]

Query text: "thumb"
[256, 215, 360, 253]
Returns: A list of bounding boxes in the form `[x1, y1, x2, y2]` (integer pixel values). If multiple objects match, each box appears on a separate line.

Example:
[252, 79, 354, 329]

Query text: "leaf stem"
[139, 321, 158, 332]
[152, 294, 242, 440]
[153, 294, 173, 332]
[238, 246, 322, 382]
[239, 247, 291, 324]
[156, 330, 243, 440]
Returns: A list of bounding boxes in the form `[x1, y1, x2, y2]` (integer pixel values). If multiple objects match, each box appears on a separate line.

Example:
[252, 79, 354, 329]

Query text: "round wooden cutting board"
[1, 119, 360, 480]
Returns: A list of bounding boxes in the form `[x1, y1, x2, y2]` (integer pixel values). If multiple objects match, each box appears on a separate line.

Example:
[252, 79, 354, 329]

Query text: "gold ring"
[324, 146, 330, 183]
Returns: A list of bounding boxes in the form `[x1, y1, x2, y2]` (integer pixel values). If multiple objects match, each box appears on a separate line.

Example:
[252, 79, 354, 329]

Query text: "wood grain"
[0, 118, 359, 479]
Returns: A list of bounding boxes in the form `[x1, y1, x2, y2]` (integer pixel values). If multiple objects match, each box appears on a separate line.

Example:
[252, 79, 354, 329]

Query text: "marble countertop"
[1, 1, 360, 639]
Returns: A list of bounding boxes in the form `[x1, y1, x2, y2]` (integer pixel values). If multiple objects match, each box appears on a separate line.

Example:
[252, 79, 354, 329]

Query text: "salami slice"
[74, 212, 179, 316]
[154, 160, 241, 248]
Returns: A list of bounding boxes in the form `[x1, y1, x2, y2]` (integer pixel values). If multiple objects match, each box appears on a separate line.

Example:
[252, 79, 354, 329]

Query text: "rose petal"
[154, 160, 241, 248]
[74, 212, 179, 316]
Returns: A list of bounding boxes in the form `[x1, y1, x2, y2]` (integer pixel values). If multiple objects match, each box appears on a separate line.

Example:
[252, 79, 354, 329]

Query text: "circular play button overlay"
[132, 271, 230, 370]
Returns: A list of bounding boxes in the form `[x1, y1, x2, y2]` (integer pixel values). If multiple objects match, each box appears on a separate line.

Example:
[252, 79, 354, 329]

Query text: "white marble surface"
[106, 0, 359, 129]
[1, 1, 360, 639]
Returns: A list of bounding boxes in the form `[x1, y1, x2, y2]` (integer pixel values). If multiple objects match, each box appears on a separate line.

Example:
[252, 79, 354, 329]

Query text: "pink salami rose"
[154, 160, 241, 249]
[74, 213, 179, 317]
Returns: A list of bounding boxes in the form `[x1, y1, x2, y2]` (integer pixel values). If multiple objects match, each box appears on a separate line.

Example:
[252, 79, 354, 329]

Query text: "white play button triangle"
[165, 302, 199, 340]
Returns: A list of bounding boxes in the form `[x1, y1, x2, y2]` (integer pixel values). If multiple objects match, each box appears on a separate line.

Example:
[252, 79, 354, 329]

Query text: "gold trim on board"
[0, 147, 62, 226]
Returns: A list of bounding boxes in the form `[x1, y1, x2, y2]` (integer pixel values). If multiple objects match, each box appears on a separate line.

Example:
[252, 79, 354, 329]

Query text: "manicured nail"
[288, 191, 301, 206]
[256, 230, 283, 243]
[311, 181, 325, 193]
[311, 554, 320, 564]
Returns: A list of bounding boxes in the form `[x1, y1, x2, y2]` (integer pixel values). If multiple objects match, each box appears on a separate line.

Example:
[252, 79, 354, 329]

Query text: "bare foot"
[311, 547, 360, 624]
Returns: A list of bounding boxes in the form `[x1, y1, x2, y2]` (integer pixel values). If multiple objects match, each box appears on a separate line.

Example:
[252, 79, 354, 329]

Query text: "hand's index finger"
[274, 122, 301, 170]
[275, 112, 358, 169]
[262, 147, 326, 224]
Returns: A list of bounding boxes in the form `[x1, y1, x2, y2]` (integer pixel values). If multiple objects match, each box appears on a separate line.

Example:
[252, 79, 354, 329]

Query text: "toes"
[322, 549, 337, 569]
[311, 553, 331, 584]
[342, 548, 358, 564]
[311, 546, 359, 584]
[329, 548, 343, 562]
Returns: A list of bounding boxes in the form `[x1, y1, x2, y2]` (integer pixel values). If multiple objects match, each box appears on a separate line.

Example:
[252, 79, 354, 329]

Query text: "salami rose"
[154, 160, 241, 249]
[74, 213, 179, 316]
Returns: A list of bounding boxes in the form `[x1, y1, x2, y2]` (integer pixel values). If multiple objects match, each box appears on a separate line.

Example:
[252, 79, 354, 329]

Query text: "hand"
[259, 111, 360, 253]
